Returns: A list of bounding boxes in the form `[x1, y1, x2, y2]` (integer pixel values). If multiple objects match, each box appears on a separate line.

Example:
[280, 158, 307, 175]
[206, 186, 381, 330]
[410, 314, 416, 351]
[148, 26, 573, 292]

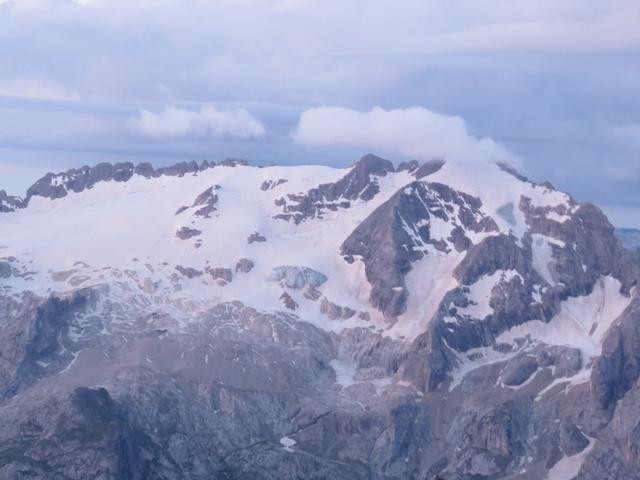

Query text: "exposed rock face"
[341, 181, 497, 318]
[235, 258, 254, 273]
[261, 178, 288, 191]
[219, 158, 249, 167]
[413, 158, 445, 179]
[275, 154, 394, 223]
[0, 190, 23, 212]
[190, 185, 219, 218]
[248, 231, 267, 243]
[207, 267, 233, 283]
[320, 297, 356, 320]
[175, 265, 202, 278]
[0, 261, 11, 278]
[175, 226, 202, 240]
[269, 266, 327, 289]
[279, 292, 299, 310]
[19, 160, 216, 205]
[591, 298, 640, 409]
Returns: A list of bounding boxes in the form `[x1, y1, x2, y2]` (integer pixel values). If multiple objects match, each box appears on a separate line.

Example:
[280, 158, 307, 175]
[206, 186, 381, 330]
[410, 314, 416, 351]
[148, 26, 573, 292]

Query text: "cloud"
[129, 106, 266, 139]
[293, 106, 515, 164]
[0, 1, 638, 105]
[0, 78, 79, 101]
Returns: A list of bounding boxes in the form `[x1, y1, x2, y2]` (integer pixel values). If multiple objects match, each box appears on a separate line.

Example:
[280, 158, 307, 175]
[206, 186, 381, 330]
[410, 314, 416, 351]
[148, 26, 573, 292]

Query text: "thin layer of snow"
[392, 250, 464, 339]
[428, 161, 575, 239]
[498, 276, 632, 362]
[330, 359, 357, 387]
[546, 438, 594, 480]
[531, 234, 564, 286]
[448, 343, 520, 390]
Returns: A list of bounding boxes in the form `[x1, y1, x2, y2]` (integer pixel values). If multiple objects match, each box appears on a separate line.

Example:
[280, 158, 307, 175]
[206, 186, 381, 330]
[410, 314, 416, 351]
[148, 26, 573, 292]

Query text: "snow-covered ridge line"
[1, 158, 251, 211]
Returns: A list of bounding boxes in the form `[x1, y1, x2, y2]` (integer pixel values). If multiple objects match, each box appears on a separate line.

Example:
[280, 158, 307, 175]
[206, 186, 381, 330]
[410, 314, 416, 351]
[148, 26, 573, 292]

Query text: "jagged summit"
[18, 158, 254, 205]
[1, 154, 639, 479]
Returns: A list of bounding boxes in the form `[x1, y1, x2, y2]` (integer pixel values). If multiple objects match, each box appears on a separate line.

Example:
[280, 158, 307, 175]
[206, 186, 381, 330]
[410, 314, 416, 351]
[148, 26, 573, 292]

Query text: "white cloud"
[129, 106, 266, 139]
[293, 106, 515, 164]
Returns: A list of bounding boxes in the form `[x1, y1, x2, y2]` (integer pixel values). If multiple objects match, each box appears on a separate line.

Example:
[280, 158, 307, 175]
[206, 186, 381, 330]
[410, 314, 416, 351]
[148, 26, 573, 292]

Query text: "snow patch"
[280, 436, 296, 452]
[458, 269, 521, 320]
[498, 276, 631, 362]
[330, 359, 357, 387]
[546, 437, 594, 480]
[531, 234, 564, 285]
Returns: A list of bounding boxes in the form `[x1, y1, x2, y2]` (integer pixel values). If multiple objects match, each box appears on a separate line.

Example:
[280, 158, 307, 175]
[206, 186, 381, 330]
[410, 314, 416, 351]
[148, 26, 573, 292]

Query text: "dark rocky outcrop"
[279, 292, 299, 311]
[341, 181, 497, 318]
[269, 266, 327, 289]
[591, 298, 640, 409]
[20, 160, 217, 205]
[0, 190, 23, 212]
[413, 159, 445, 179]
[275, 154, 394, 223]
[235, 258, 254, 274]
[207, 267, 233, 283]
[175, 265, 203, 278]
[320, 298, 356, 320]
[176, 227, 202, 240]
[248, 231, 267, 244]
[260, 178, 288, 191]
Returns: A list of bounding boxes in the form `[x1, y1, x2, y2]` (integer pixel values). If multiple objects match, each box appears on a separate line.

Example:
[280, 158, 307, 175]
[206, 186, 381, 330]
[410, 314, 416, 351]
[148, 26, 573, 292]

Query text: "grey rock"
[0, 261, 11, 278]
[396, 160, 419, 172]
[0, 190, 23, 212]
[279, 292, 299, 311]
[269, 266, 327, 289]
[501, 355, 538, 386]
[219, 158, 249, 167]
[248, 231, 267, 243]
[275, 154, 394, 223]
[320, 297, 356, 320]
[413, 159, 445, 179]
[175, 226, 202, 240]
[175, 265, 203, 278]
[261, 178, 288, 191]
[207, 267, 233, 283]
[191, 186, 219, 218]
[235, 258, 254, 273]
[341, 181, 497, 318]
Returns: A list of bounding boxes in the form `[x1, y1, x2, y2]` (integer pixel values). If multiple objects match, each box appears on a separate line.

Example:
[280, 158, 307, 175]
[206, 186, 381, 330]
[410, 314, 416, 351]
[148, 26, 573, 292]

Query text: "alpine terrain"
[1, 154, 639, 480]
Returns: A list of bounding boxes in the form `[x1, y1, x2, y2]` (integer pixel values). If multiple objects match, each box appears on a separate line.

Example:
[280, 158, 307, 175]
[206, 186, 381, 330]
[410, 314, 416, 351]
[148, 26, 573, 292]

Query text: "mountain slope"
[0, 155, 639, 479]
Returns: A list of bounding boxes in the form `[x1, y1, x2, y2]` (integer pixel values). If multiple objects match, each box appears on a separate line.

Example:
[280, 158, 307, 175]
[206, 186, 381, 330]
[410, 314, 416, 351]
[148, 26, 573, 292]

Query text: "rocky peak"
[18, 160, 218, 206]
[274, 154, 395, 223]
[341, 180, 497, 318]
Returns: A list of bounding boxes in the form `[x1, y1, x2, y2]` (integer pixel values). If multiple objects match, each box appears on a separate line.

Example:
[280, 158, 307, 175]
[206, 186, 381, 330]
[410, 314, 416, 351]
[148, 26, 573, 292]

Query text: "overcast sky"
[0, 0, 639, 227]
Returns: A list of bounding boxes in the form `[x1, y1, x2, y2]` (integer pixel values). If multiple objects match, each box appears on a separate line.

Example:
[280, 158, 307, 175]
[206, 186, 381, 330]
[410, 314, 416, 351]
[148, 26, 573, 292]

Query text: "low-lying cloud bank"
[129, 106, 266, 140]
[293, 106, 515, 165]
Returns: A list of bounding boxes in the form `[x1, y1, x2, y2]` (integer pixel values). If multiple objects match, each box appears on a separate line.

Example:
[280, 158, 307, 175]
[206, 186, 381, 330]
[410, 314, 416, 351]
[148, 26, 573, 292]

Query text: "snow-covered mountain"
[1, 154, 639, 479]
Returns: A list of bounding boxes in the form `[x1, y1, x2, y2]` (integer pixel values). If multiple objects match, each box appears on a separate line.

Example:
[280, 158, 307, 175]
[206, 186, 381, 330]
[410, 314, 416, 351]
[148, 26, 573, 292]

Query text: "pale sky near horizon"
[0, 0, 639, 227]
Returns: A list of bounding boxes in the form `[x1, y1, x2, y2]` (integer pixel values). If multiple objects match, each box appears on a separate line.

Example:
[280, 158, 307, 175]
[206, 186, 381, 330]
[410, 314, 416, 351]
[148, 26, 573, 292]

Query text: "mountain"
[616, 228, 640, 251]
[0, 155, 639, 479]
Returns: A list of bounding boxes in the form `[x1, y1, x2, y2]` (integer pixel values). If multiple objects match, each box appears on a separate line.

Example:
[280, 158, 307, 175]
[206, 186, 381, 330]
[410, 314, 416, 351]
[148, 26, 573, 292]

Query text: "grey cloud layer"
[0, 0, 638, 226]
